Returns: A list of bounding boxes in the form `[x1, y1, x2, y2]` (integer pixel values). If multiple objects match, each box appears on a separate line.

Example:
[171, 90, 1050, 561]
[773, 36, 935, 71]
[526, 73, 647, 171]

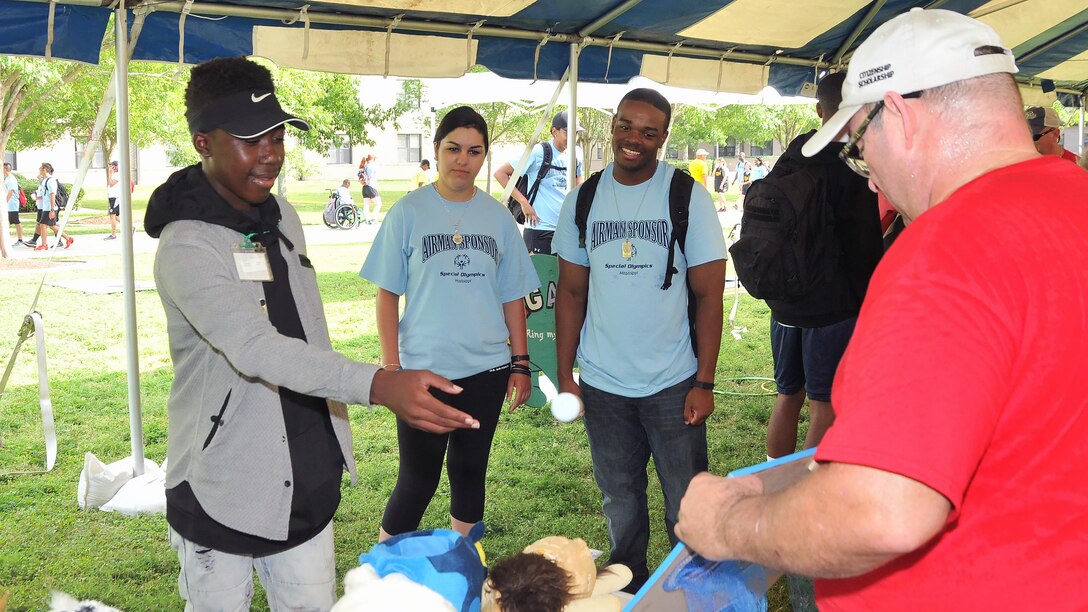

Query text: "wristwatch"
[692, 380, 715, 390]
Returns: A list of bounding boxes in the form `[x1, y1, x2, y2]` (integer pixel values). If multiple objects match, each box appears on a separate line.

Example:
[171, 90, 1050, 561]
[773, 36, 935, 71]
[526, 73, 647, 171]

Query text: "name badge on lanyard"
[232, 232, 273, 282]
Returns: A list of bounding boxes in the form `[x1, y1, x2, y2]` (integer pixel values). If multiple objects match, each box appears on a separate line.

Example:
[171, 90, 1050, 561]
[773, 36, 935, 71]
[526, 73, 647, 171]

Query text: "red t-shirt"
[1061, 148, 1080, 163]
[815, 157, 1088, 611]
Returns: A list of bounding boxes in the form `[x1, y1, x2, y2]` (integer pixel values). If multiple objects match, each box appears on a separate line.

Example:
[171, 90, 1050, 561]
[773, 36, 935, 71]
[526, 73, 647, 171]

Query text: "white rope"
[175, 0, 194, 78]
[665, 41, 684, 84]
[384, 14, 404, 78]
[762, 50, 781, 89]
[533, 32, 552, 83]
[45, 0, 57, 60]
[467, 20, 485, 72]
[604, 32, 624, 83]
[716, 48, 736, 93]
[281, 5, 311, 60]
[0, 313, 57, 477]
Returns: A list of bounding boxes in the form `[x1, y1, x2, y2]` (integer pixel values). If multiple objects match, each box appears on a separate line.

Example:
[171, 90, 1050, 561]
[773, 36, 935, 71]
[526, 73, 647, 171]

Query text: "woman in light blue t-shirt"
[360, 106, 539, 542]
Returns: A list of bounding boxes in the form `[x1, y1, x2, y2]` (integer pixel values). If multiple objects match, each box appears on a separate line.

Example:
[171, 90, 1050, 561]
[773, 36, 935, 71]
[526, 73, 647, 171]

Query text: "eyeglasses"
[839, 91, 922, 178]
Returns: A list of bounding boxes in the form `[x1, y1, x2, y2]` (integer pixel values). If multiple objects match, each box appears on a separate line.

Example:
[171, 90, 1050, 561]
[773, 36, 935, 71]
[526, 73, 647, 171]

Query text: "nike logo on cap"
[251, 92, 272, 103]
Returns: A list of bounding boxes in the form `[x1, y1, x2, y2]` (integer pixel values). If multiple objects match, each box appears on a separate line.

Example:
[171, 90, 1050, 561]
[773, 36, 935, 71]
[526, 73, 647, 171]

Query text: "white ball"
[551, 392, 582, 422]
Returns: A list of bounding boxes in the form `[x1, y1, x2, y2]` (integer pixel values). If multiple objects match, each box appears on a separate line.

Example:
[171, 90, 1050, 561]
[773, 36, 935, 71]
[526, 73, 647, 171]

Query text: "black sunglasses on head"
[1033, 128, 1057, 142]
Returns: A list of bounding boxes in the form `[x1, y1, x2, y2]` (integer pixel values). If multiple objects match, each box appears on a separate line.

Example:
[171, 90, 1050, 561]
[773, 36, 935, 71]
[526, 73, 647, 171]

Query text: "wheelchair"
[323, 190, 361, 230]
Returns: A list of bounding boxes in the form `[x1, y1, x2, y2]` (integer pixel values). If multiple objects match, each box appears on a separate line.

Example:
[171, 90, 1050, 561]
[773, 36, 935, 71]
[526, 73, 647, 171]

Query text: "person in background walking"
[105, 160, 121, 240]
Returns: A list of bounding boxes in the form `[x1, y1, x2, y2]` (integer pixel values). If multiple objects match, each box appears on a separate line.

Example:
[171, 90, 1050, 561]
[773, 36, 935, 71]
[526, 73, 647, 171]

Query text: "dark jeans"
[581, 376, 708, 592]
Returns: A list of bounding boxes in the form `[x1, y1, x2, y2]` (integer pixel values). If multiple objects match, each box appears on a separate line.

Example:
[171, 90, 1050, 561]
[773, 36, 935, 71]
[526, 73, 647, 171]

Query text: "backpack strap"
[524, 143, 554, 206]
[575, 171, 603, 249]
[661, 169, 695, 290]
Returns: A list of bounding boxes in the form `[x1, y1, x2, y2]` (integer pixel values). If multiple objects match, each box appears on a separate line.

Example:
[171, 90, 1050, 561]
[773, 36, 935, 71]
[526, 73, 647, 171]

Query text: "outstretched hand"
[369, 368, 478, 434]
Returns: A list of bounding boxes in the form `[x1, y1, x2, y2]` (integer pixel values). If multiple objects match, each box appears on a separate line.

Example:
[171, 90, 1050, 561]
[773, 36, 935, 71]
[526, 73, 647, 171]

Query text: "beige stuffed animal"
[482, 536, 632, 612]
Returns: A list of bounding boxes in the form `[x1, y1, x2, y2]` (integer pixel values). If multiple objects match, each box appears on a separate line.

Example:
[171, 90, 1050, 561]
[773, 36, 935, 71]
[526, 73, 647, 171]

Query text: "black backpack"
[506, 143, 553, 224]
[574, 168, 699, 353]
[727, 162, 837, 302]
[54, 180, 69, 210]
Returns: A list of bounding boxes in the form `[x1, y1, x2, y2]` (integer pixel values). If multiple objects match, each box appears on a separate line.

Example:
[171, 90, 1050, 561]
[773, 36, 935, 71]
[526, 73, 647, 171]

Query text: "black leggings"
[381, 365, 508, 535]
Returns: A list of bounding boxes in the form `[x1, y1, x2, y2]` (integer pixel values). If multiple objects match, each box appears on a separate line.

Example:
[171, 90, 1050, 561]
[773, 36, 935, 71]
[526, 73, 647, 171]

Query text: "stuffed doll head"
[482, 536, 632, 612]
[483, 552, 572, 612]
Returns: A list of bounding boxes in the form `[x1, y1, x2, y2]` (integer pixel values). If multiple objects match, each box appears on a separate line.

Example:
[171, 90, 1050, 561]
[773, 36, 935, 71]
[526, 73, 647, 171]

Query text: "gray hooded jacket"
[147, 166, 374, 540]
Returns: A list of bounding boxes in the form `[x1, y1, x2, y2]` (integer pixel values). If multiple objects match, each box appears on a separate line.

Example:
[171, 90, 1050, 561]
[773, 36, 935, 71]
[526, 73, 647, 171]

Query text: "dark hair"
[487, 553, 572, 612]
[434, 106, 490, 154]
[2, 162, 10, 171]
[40, 162, 54, 174]
[420, 159, 430, 168]
[185, 57, 275, 127]
[618, 88, 672, 129]
[816, 71, 847, 116]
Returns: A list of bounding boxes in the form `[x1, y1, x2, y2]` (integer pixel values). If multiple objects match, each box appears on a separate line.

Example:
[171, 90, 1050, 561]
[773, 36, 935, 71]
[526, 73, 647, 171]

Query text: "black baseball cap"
[551, 111, 584, 132]
[187, 89, 310, 138]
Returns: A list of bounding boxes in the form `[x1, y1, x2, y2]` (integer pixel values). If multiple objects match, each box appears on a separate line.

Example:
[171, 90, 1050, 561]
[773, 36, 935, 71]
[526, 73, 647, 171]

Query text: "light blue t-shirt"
[750, 164, 769, 181]
[4, 175, 18, 212]
[36, 176, 58, 211]
[553, 162, 727, 397]
[734, 159, 749, 183]
[360, 185, 540, 380]
[511, 141, 583, 231]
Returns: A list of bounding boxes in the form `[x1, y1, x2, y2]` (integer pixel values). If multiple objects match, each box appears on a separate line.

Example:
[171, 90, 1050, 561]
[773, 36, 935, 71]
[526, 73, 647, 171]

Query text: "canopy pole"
[115, 6, 145, 475]
[568, 43, 579, 190]
[1080, 96, 1085, 157]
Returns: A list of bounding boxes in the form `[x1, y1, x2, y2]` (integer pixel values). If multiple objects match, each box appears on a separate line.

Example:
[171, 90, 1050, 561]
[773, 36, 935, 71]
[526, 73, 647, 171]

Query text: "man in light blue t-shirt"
[553, 88, 727, 593]
[494, 111, 584, 255]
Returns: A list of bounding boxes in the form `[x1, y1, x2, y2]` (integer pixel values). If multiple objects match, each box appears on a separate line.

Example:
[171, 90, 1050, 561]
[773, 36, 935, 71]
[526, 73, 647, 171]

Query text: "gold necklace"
[611, 171, 654, 260]
[435, 183, 475, 244]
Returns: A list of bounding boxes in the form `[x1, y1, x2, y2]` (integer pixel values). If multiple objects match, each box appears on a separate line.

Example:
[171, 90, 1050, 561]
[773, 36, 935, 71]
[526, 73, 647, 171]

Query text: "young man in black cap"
[494, 110, 584, 254]
[145, 56, 478, 610]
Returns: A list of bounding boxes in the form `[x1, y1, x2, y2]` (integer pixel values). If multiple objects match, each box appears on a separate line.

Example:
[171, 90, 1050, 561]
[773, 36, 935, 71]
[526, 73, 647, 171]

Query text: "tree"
[668, 104, 812, 158]
[766, 105, 820, 153]
[1, 57, 89, 167]
[575, 107, 613, 173]
[437, 101, 537, 192]
[45, 34, 191, 167]
[668, 104, 717, 154]
[271, 65, 402, 154]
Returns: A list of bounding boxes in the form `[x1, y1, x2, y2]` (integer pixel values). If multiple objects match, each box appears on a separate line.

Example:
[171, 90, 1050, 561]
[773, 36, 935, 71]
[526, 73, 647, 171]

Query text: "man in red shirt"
[1026, 105, 1080, 163]
[675, 9, 1088, 611]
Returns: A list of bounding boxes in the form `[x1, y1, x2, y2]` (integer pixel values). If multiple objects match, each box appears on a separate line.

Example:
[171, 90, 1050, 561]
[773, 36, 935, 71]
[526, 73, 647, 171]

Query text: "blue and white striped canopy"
[1, 0, 1085, 104]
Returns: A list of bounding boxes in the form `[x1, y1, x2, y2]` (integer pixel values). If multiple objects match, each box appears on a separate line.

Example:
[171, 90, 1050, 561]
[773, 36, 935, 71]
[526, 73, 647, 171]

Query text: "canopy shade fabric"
[1, 0, 1085, 104]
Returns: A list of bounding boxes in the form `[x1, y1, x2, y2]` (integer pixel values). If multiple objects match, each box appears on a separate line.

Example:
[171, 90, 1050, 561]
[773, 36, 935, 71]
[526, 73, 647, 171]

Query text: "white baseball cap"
[802, 8, 1018, 157]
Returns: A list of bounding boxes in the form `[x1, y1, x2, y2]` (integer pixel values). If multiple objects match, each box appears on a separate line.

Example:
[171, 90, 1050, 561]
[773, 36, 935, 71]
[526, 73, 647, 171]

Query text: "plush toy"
[331, 564, 456, 612]
[334, 523, 487, 612]
[482, 536, 632, 612]
[48, 591, 122, 612]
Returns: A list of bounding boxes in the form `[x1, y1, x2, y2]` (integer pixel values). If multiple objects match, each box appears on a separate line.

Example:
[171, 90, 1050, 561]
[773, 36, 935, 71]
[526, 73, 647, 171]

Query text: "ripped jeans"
[169, 523, 336, 611]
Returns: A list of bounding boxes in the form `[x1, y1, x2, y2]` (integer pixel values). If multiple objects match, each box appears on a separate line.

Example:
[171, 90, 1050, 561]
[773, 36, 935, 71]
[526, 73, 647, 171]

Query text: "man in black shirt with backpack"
[730, 71, 883, 459]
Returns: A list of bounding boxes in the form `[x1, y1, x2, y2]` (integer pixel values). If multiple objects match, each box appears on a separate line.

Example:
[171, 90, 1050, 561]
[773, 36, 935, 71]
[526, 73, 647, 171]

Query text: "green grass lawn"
[0, 229, 802, 610]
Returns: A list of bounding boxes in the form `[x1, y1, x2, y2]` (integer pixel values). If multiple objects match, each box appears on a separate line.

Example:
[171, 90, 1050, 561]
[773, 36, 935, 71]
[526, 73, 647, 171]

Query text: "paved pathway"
[3, 222, 382, 263]
[4, 209, 743, 265]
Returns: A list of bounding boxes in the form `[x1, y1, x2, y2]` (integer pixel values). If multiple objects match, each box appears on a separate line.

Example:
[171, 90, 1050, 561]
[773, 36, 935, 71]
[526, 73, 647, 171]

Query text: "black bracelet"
[509, 365, 532, 376]
[510, 354, 530, 363]
[692, 380, 715, 390]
